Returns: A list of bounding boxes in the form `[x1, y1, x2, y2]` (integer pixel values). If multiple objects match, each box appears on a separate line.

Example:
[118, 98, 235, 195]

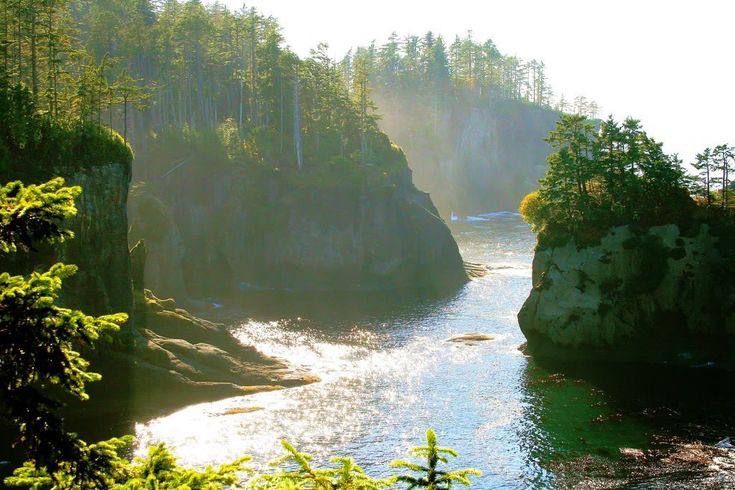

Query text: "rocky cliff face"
[374, 93, 560, 215]
[129, 163, 467, 300]
[0, 162, 134, 318]
[2, 156, 317, 421]
[518, 224, 735, 365]
[59, 163, 134, 316]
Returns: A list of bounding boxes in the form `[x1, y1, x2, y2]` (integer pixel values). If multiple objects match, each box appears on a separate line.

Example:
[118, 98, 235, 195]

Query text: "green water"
[132, 214, 735, 487]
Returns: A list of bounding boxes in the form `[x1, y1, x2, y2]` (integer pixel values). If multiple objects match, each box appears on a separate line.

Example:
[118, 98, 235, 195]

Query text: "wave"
[459, 211, 521, 223]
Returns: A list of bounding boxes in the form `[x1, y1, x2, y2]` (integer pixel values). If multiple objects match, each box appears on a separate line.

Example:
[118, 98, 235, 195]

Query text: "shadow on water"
[8, 213, 735, 488]
[520, 357, 735, 486]
[212, 287, 464, 325]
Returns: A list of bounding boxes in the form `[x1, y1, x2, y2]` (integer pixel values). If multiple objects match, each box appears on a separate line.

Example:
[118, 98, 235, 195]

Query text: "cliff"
[0, 161, 134, 318]
[1, 123, 136, 318]
[0, 126, 316, 422]
[66, 164, 317, 417]
[374, 92, 560, 215]
[518, 224, 735, 365]
[129, 162, 467, 299]
[58, 163, 134, 316]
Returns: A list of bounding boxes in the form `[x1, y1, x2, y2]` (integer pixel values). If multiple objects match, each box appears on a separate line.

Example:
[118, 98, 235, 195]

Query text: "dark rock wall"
[518, 224, 735, 365]
[130, 164, 467, 299]
[60, 163, 133, 316]
[0, 161, 133, 319]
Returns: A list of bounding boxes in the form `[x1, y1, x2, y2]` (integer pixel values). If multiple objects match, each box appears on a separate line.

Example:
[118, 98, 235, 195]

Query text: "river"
[135, 213, 735, 488]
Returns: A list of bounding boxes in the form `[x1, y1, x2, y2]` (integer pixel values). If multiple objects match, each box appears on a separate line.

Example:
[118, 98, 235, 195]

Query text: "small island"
[519, 114, 735, 365]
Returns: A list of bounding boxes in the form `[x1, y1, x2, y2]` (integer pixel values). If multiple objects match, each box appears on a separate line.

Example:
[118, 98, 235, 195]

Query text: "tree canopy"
[0, 0, 407, 173]
[520, 114, 695, 243]
[346, 31, 598, 117]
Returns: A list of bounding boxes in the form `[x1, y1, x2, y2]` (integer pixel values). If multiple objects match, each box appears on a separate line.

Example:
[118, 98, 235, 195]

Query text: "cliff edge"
[518, 224, 735, 365]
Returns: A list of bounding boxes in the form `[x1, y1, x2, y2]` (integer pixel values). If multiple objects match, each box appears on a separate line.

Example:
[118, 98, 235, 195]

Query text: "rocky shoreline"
[518, 223, 735, 366]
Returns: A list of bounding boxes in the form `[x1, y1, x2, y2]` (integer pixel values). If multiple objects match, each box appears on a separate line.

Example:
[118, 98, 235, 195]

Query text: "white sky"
[216, 0, 734, 163]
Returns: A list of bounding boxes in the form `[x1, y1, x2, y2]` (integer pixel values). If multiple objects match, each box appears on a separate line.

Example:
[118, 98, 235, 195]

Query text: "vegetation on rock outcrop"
[518, 113, 735, 363]
[520, 114, 698, 246]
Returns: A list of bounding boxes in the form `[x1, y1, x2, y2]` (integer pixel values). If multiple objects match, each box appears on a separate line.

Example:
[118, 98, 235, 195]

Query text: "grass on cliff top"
[0, 84, 132, 181]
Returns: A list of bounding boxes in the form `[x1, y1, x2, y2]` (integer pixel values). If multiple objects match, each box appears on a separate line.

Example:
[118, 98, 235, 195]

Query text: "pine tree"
[0, 178, 128, 487]
[713, 144, 735, 209]
[692, 148, 714, 206]
[390, 429, 480, 489]
[521, 114, 692, 238]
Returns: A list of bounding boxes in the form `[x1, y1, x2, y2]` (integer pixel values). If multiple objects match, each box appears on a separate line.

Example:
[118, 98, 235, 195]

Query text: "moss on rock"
[518, 224, 735, 365]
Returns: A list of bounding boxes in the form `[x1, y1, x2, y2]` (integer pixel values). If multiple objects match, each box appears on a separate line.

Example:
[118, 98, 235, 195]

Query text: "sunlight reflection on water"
[136, 215, 543, 487]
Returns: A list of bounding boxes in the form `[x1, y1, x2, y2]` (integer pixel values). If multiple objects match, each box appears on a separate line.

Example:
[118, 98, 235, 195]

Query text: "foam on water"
[135, 215, 552, 487]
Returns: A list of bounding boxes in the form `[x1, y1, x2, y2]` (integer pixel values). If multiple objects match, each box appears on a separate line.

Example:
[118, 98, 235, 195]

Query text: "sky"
[216, 0, 734, 163]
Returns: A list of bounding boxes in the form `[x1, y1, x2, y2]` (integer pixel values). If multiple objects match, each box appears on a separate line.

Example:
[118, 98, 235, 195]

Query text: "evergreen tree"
[0, 178, 128, 488]
[521, 114, 692, 239]
[713, 144, 735, 209]
[692, 148, 714, 205]
[390, 429, 480, 489]
[540, 113, 597, 227]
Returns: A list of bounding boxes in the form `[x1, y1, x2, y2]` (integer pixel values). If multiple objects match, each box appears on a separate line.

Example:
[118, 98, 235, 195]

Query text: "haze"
[220, 0, 734, 163]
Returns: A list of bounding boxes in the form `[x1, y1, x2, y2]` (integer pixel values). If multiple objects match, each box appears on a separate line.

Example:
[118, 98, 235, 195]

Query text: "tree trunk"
[3, 0, 9, 80]
[30, 7, 37, 99]
[249, 17, 258, 127]
[293, 76, 303, 170]
[239, 78, 243, 128]
[123, 95, 128, 143]
[279, 73, 284, 153]
[15, 0, 22, 83]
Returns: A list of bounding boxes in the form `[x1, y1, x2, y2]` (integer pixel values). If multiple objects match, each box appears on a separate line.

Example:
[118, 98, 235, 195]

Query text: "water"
[135, 214, 735, 488]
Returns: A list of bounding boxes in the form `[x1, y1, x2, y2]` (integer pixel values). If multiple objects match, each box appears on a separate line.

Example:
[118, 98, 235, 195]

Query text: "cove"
[134, 214, 735, 488]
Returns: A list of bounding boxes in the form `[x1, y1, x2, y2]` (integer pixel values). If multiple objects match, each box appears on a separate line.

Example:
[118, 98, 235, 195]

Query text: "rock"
[518, 224, 735, 364]
[220, 406, 264, 416]
[463, 261, 488, 278]
[447, 333, 496, 343]
[86, 292, 318, 418]
[619, 448, 646, 460]
[662, 443, 713, 466]
[129, 163, 468, 298]
[0, 162, 135, 319]
[1, 135, 318, 427]
[373, 91, 560, 215]
[716, 438, 734, 449]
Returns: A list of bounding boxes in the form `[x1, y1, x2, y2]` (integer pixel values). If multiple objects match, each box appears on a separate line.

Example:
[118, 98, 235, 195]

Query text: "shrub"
[519, 191, 545, 232]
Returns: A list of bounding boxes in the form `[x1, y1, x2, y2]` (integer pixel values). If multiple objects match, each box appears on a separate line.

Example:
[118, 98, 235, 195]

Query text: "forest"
[344, 31, 598, 117]
[520, 114, 735, 243]
[1, 0, 599, 176]
[1, 0, 406, 174]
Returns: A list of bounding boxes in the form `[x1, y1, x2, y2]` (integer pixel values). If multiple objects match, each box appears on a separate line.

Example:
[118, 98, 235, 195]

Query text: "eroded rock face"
[60, 163, 134, 317]
[0, 162, 134, 319]
[86, 289, 317, 417]
[518, 224, 735, 364]
[130, 164, 468, 298]
[1, 158, 319, 420]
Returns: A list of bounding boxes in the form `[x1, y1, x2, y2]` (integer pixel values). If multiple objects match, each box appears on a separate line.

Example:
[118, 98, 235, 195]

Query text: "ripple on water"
[135, 215, 541, 486]
[136, 215, 735, 488]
